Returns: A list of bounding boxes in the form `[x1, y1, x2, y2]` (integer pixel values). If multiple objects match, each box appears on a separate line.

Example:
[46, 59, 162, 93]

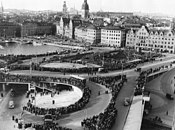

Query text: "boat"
[0, 45, 4, 49]
[4, 39, 16, 43]
[33, 41, 42, 46]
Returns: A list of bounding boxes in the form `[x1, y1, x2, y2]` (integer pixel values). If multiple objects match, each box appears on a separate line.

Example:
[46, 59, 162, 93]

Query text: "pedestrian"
[98, 91, 100, 96]
[12, 115, 15, 120]
[166, 111, 168, 115]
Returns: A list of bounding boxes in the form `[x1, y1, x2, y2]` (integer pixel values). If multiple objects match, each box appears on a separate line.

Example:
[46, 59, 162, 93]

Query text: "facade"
[0, 22, 21, 38]
[57, 17, 64, 36]
[75, 25, 87, 42]
[56, 17, 82, 39]
[126, 25, 175, 53]
[21, 22, 55, 37]
[86, 25, 101, 44]
[125, 28, 138, 48]
[75, 24, 101, 44]
[36, 22, 53, 35]
[101, 26, 126, 47]
[21, 23, 37, 37]
[81, 0, 89, 19]
[65, 19, 73, 38]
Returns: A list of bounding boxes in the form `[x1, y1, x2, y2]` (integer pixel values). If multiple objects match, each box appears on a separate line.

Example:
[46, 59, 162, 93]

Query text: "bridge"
[0, 81, 75, 93]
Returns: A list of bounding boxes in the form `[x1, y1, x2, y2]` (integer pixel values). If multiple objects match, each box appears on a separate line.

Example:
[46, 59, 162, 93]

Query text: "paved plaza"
[40, 62, 87, 69]
[34, 86, 82, 108]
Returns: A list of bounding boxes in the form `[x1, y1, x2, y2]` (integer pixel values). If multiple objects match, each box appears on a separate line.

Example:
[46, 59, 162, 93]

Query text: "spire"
[0, 1, 4, 13]
[63, 1, 68, 15]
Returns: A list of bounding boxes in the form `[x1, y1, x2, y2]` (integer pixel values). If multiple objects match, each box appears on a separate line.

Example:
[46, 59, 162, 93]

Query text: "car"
[135, 68, 141, 72]
[9, 101, 15, 109]
[166, 93, 174, 100]
[124, 97, 131, 106]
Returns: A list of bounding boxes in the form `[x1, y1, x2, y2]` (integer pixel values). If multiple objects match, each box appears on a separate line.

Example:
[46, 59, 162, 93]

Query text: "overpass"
[0, 81, 77, 93]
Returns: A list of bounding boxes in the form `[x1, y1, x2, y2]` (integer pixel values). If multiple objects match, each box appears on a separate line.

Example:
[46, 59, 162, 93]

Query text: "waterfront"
[0, 42, 62, 55]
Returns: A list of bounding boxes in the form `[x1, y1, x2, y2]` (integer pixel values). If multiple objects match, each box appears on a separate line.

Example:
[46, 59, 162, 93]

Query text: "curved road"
[0, 55, 175, 130]
[145, 67, 175, 126]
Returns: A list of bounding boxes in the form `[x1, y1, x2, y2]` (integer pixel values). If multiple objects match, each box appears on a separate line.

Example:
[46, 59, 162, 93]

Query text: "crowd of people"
[23, 86, 91, 120]
[36, 83, 73, 94]
[82, 75, 127, 130]
[84, 50, 162, 72]
[0, 72, 92, 120]
[0, 48, 163, 75]
[0, 73, 85, 88]
[13, 115, 73, 130]
[21, 122, 72, 130]
[134, 71, 147, 96]
[134, 66, 166, 96]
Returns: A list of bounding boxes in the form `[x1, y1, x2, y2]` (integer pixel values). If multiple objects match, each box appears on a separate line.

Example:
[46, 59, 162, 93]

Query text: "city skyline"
[1, 0, 175, 16]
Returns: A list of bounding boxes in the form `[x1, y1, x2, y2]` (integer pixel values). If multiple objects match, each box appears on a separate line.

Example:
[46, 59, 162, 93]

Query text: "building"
[0, 22, 21, 38]
[101, 25, 126, 47]
[0, 2, 4, 18]
[65, 19, 73, 38]
[21, 22, 55, 37]
[86, 25, 101, 44]
[75, 25, 87, 42]
[81, 0, 89, 19]
[56, 16, 82, 39]
[75, 24, 101, 44]
[125, 28, 138, 48]
[21, 22, 38, 37]
[126, 25, 175, 53]
[63, 1, 68, 15]
[36, 22, 54, 35]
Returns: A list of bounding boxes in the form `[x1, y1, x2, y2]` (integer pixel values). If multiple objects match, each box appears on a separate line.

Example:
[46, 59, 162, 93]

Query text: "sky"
[1, 0, 175, 16]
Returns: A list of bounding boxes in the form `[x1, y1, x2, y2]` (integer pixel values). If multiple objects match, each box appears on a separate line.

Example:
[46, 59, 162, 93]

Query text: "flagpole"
[30, 60, 32, 75]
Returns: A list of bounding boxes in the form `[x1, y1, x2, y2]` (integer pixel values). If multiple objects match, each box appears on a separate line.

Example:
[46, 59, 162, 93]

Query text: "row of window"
[102, 30, 121, 33]
[136, 43, 173, 49]
[101, 40, 121, 44]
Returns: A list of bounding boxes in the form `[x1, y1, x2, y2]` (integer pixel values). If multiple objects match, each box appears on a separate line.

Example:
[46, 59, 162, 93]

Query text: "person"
[12, 115, 15, 120]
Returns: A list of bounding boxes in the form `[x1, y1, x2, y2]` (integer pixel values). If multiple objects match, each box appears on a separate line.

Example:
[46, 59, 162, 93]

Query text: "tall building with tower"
[81, 0, 89, 19]
[62, 1, 68, 15]
[0, 1, 4, 18]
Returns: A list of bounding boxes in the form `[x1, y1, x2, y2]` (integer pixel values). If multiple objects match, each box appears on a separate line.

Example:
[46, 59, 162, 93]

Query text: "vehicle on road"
[44, 114, 53, 124]
[124, 97, 131, 106]
[8, 100, 15, 109]
[166, 93, 174, 100]
[135, 67, 141, 72]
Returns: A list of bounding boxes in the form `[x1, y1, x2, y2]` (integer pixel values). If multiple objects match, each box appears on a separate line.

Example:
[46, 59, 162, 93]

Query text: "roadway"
[143, 67, 175, 129]
[0, 84, 28, 130]
[0, 54, 175, 130]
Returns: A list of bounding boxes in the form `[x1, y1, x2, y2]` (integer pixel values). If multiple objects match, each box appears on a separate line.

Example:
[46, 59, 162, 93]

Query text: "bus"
[70, 75, 86, 86]
[44, 114, 53, 124]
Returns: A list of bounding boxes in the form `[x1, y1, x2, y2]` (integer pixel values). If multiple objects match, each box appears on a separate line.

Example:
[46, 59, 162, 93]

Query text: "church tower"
[0, 1, 4, 18]
[63, 1, 68, 15]
[81, 0, 89, 19]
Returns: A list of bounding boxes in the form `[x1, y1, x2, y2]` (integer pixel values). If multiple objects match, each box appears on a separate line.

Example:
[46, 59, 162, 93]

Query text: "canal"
[0, 42, 62, 55]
